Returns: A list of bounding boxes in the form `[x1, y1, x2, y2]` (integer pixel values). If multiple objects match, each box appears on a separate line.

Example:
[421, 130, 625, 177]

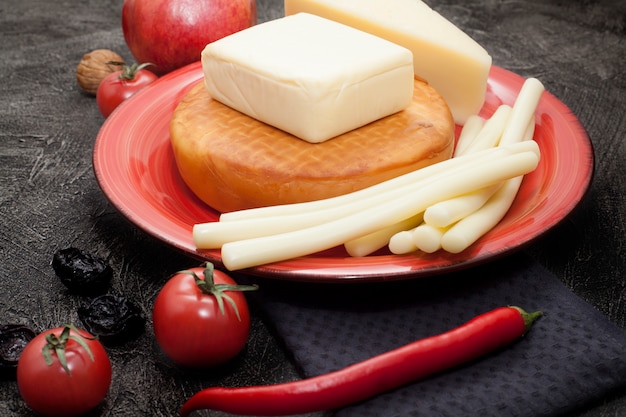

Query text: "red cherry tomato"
[96, 62, 157, 117]
[153, 262, 258, 368]
[17, 325, 112, 417]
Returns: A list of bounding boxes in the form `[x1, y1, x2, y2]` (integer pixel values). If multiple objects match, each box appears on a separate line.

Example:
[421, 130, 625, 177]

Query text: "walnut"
[76, 49, 125, 95]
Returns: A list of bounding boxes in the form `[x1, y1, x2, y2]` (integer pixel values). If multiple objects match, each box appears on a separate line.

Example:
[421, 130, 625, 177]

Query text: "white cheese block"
[201, 13, 414, 143]
[284, 0, 492, 125]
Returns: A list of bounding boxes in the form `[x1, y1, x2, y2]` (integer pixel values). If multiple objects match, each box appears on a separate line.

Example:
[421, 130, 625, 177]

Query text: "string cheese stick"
[439, 116, 537, 254]
[453, 114, 484, 157]
[344, 213, 423, 257]
[499, 78, 544, 146]
[411, 223, 447, 254]
[388, 230, 418, 255]
[195, 141, 540, 248]
[461, 105, 512, 155]
[440, 176, 524, 253]
[423, 184, 501, 228]
[218, 140, 539, 223]
[220, 148, 540, 270]
[522, 115, 536, 142]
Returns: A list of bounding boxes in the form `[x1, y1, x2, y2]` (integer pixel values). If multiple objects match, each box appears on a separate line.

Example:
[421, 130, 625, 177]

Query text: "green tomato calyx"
[42, 324, 96, 376]
[182, 262, 258, 321]
[108, 61, 154, 81]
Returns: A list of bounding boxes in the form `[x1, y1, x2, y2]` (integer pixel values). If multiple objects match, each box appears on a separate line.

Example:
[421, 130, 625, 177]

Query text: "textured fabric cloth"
[250, 253, 626, 417]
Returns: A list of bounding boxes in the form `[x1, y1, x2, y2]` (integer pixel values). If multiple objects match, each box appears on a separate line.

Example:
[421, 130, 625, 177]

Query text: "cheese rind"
[284, 0, 492, 125]
[201, 13, 414, 143]
[170, 78, 455, 213]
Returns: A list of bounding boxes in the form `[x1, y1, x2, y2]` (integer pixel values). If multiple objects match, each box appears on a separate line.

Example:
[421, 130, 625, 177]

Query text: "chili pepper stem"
[509, 306, 543, 333]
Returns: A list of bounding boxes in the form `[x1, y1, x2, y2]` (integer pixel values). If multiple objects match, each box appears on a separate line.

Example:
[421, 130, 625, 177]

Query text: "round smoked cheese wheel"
[170, 79, 455, 213]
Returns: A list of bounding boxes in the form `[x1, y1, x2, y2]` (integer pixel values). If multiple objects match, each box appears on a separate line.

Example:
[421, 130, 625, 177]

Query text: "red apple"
[122, 0, 256, 75]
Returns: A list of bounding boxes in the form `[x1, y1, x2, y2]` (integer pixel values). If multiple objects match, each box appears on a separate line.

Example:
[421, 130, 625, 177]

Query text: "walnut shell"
[76, 49, 125, 95]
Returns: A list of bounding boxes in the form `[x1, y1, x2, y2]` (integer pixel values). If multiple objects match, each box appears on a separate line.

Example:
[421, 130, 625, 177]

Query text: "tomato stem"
[108, 61, 155, 81]
[42, 324, 96, 376]
[182, 262, 258, 321]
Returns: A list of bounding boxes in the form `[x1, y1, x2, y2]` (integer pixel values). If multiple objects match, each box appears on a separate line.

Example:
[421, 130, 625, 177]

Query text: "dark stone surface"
[0, 0, 624, 416]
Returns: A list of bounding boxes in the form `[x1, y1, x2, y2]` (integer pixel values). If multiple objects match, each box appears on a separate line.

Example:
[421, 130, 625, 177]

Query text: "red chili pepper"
[180, 306, 541, 417]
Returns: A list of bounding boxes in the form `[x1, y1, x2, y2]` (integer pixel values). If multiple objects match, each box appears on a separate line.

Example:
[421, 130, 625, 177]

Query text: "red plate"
[93, 62, 593, 282]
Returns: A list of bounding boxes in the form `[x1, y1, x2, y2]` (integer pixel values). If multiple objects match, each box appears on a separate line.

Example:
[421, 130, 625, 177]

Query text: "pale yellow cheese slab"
[285, 0, 492, 125]
[201, 13, 414, 143]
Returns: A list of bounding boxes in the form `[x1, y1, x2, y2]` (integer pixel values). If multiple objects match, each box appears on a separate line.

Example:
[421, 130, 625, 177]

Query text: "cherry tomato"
[153, 262, 258, 368]
[17, 325, 112, 417]
[96, 62, 157, 117]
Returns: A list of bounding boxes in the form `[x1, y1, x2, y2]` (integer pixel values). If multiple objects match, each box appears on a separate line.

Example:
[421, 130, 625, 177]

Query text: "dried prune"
[52, 247, 112, 295]
[78, 294, 145, 345]
[0, 324, 36, 377]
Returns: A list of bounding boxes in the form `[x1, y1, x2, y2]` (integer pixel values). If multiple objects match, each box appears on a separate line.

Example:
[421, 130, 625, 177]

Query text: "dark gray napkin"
[249, 253, 626, 417]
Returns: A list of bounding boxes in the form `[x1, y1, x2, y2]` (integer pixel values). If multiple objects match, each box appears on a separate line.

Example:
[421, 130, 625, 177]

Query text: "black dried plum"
[0, 324, 36, 376]
[52, 247, 112, 295]
[78, 294, 145, 345]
